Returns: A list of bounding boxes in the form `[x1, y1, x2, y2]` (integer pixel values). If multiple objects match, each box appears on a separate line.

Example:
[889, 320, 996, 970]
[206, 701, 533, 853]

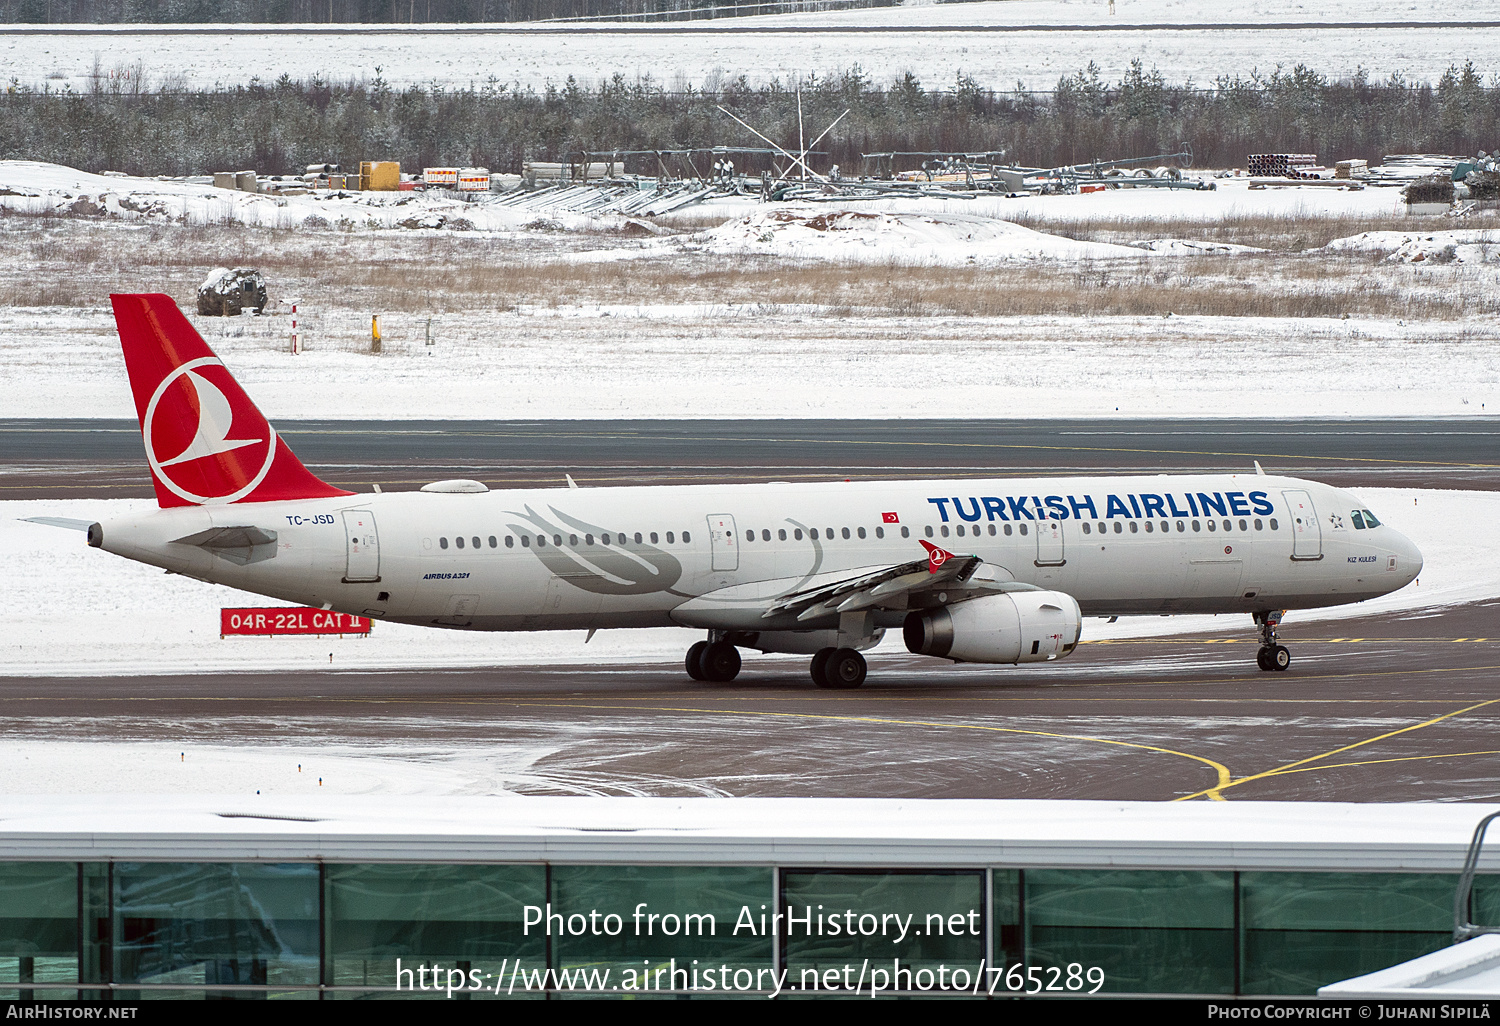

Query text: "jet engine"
[903, 591, 1082, 664]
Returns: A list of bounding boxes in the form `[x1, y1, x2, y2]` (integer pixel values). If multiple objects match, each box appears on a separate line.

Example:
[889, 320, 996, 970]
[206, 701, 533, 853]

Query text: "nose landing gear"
[1254, 610, 1290, 671]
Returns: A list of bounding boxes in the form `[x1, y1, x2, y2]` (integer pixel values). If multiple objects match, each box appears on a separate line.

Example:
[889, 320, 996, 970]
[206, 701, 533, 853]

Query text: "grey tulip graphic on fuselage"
[506, 504, 683, 595]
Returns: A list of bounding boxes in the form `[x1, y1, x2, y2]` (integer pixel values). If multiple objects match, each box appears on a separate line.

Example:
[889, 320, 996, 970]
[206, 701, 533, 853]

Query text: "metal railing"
[1453, 809, 1500, 943]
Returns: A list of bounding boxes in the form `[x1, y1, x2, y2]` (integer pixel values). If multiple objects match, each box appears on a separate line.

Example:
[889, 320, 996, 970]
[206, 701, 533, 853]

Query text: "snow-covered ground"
[1, 2, 1492, 92]
[1, 488, 1489, 679]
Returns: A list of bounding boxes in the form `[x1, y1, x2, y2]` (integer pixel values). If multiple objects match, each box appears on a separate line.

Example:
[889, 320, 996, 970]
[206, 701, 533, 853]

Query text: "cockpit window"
[1363, 509, 1381, 527]
[1351, 510, 1366, 530]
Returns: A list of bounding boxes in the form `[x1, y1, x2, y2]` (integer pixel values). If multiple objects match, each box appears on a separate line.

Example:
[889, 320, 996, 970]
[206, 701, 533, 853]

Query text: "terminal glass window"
[0, 862, 79, 999]
[1025, 869, 1234, 994]
[1239, 872, 1453, 994]
[781, 870, 983, 990]
[549, 866, 771, 984]
[326, 864, 545, 997]
[112, 862, 320, 997]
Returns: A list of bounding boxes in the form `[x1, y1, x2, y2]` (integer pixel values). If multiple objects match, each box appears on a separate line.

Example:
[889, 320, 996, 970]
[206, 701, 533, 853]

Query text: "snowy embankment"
[2, 488, 1491, 678]
[1323, 230, 1500, 265]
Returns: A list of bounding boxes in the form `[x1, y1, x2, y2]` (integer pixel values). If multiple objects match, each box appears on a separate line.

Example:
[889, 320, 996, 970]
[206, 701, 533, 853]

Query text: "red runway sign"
[221, 608, 372, 637]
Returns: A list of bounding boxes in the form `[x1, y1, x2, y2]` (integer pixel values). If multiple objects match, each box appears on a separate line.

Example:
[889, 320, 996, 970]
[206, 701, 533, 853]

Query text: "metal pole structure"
[715, 106, 826, 183]
[797, 85, 806, 182]
[290, 303, 300, 355]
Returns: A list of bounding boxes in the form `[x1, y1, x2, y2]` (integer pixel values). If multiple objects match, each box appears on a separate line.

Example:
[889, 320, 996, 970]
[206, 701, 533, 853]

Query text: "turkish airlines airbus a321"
[30, 295, 1424, 687]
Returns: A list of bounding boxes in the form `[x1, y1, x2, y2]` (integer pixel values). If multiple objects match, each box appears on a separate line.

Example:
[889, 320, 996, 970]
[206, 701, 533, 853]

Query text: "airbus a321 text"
[29, 295, 1424, 687]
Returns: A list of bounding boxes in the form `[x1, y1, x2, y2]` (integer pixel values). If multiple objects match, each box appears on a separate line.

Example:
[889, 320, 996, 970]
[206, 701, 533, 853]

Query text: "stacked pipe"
[1247, 153, 1317, 177]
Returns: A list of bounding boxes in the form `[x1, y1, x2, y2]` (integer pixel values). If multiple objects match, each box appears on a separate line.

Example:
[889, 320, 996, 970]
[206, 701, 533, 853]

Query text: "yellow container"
[359, 160, 400, 191]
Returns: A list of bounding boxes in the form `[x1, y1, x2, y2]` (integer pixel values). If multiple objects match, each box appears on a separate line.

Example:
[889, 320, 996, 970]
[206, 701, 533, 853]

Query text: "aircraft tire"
[825, 648, 867, 689]
[810, 648, 835, 687]
[1271, 645, 1291, 671]
[685, 641, 709, 681]
[701, 641, 742, 682]
[1256, 648, 1272, 671]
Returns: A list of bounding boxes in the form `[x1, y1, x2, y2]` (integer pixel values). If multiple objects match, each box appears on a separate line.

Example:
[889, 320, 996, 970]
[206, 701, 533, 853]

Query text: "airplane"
[27, 294, 1424, 688]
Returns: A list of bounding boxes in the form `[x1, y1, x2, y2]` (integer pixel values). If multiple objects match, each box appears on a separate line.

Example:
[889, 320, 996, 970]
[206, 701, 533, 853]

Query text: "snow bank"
[691, 207, 1145, 264]
[1322, 229, 1500, 265]
[2, 488, 1490, 678]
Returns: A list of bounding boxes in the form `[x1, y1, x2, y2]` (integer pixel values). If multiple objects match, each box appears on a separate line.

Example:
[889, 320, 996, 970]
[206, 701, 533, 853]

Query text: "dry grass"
[0, 216, 1495, 322]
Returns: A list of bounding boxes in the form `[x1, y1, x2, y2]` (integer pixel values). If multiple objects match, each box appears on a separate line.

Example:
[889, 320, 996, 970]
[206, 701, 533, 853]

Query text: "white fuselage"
[93, 472, 1422, 639]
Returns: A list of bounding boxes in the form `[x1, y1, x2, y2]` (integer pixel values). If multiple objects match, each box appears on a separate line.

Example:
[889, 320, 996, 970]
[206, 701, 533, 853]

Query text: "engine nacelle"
[903, 591, 1082, 664]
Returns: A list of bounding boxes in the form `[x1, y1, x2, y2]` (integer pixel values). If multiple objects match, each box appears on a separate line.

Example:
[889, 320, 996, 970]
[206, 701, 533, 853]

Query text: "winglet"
[1254, 460, 1266, 476]
[110, 294, 353, 507]
[918, 539, 956, 574]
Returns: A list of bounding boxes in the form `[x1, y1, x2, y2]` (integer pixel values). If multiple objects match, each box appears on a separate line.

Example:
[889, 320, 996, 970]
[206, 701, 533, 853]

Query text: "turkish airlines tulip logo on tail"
[144, 357, 277, 504]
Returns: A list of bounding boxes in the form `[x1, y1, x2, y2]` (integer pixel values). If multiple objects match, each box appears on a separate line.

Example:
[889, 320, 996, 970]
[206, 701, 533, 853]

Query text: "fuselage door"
[1035, 519, 1066, 566]
[707, 513, 739, 572]
[1282, 489, 1322, 560]
[342, 509, 381, 582]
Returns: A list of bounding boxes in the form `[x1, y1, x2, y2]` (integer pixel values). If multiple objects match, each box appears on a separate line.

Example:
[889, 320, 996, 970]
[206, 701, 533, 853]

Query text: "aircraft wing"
[763, 552, 983, 622]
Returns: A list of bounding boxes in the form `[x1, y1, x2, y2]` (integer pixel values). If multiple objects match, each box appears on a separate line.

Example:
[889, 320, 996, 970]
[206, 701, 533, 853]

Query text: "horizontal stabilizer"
[21, 517, 95, 531]
[172, 525, 279, 566]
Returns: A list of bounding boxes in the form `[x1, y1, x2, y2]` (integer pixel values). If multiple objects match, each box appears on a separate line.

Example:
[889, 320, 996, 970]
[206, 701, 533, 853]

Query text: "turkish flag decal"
[882, 511, 900, 524]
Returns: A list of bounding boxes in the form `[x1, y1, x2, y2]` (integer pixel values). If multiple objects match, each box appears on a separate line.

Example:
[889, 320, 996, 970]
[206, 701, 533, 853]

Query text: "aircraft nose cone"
[1397, 531, 1423, 579]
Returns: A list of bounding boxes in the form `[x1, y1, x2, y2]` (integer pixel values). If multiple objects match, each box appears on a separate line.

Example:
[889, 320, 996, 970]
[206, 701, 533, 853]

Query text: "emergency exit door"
[707, 514, 739, 571]
[1035, 519, 1066, 566]
[342, 509, 381, 582]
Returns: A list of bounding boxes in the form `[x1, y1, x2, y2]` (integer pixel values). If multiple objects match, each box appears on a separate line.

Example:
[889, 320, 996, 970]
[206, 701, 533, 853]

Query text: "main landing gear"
[1254, 610, 1291, 672]
[811, 647, 867, 689]
[685, 638, 741, 683]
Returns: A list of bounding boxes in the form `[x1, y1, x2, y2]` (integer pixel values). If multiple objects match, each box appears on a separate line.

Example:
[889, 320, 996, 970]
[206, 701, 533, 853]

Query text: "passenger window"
[779, 529, 787, 541]
[439, 537, 449, 549]
[568, 534, 578, 546]
[1254, 519, 1263, 531]
[1176, 521, 1185, 532]
[925, 525, 934, 538]
[1129, 522, 1139, 534]
[1222, 520, 1231, 532]
[682, 531, 690, 543]
[1144, 521, 1153, 533]
[1113, 522, 1123, 534]
[901, 526, 910, 538]
[746, 530, 755, 542]
[536, 536, 546, 547]
[795, 529, 803, 540]
[955, 525, 965, 537]
[602, 534, 612, 545]
[521, 536, 531, 547]
[810, 528, 819, 540]
[1207, 520, 1216, 532]
[763, 529, 771, 541]
[1269, 518, 1279, 530]
[1004, 524, 1012, 536]
[488, 536, 497, 548]
[987, 524, 996, 536]
[1351, 511, 1366, 529]
[585, 534, 594, 545]
[1238, 519, 1248, 531]
[455, 536, 465, 549]
[875, 526, 884, 539]
[666, 532, 675, 544]
[1192, 521, 1201, 532]
[940, 525, 950, 537]
[1082, 523, 1091, 535]
[842, 527, 851, 540]
[1096, 522, 1105, 534]
[505, 536, 514, 548]
[825, 528, 834, 539]
[472, 536, 480, 549]
[1019, 524, 1028, 536]
[635, 532, 643, 544]
[857, 527, 866, 539]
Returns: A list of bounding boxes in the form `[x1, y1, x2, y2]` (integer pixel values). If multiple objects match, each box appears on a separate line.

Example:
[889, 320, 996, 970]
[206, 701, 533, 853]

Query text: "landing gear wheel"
[1256, 648, 1272, 671]
[700, 641, 742, 683]
[822, 648, 867, 689]
[1270, 644, 1291, 671]
[1253, 610, 1288, 673]
[810, 647, 835, 687]
[685, 641, 709, 681]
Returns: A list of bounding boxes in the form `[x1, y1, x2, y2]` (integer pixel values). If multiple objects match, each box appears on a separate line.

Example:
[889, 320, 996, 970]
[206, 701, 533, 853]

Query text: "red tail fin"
[111, 294, 352, 507]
